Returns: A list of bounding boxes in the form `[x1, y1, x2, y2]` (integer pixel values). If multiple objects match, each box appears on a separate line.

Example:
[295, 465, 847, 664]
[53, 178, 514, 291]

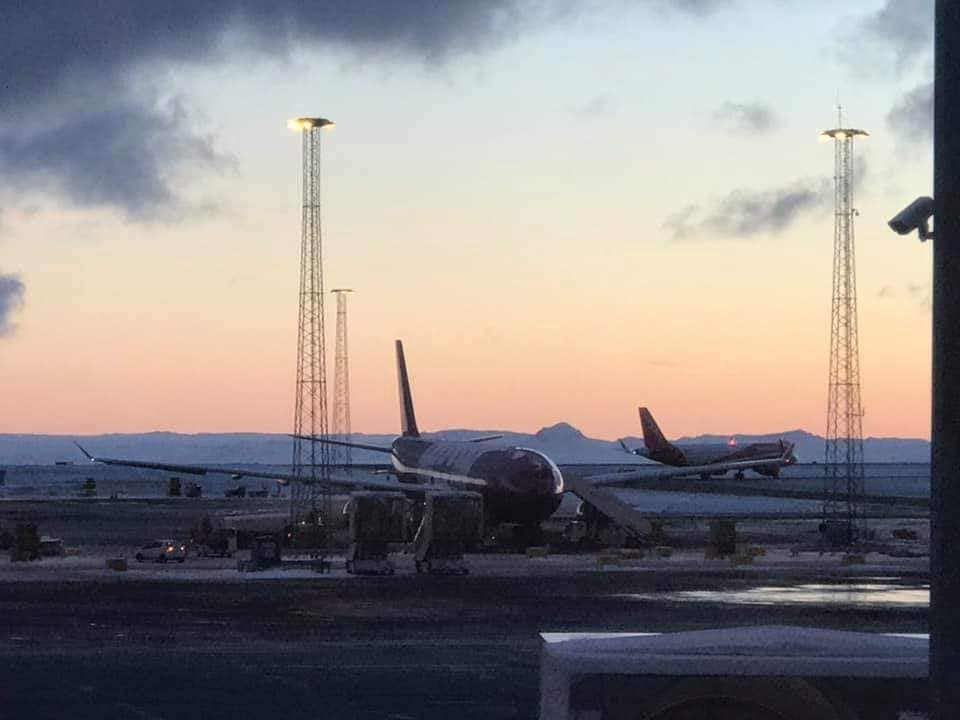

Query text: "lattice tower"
[289, 117, 334, 526]
[821, 112, 868, 545]
[331, 289, 353, 469]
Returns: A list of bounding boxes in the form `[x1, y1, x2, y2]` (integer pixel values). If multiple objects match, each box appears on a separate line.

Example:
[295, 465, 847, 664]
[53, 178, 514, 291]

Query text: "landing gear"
[735, 470, 746, 481]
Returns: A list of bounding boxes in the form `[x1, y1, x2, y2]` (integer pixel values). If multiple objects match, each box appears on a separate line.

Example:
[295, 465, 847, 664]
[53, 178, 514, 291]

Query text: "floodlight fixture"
[819, 128, 869, 140]
[287, 117, 335, 131]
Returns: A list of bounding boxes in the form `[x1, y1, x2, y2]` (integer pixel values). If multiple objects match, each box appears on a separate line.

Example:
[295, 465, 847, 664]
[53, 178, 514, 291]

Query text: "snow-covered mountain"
[0, 424, 931, 465]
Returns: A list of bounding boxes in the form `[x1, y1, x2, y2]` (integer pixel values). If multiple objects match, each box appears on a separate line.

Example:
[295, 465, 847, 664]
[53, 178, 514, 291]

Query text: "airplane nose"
[529, 457, 563, 495]
[503, 449, 564, 496]
[535, 471, 557, 495]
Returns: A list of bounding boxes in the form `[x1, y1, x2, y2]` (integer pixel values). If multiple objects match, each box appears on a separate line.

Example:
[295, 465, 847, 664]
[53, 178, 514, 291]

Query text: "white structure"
[540, 625, 927, 719]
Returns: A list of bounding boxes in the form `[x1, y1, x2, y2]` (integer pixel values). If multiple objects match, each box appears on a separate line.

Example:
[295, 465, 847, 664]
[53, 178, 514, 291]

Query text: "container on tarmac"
[346, 492, 408, 575]
[414, 491, 483, 575]
[238, 534, 281, 571]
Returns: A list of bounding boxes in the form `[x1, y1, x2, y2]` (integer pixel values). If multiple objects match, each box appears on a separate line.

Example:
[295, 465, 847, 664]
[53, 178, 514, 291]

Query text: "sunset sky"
[0, 1, 935, 439]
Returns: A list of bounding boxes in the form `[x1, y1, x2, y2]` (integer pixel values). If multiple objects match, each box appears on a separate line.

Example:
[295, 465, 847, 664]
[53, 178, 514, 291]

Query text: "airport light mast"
[331, 288, 354, 470]
[288, 116, 335, 529]
[820, 113, 868, 546]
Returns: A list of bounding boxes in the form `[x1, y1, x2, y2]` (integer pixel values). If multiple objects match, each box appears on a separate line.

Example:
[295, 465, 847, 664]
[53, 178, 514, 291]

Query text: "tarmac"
[0, 497, 931, 719]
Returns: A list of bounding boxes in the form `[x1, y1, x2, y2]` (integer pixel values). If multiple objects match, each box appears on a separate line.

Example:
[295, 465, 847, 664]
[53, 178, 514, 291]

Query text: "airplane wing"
[73, 443, 427, 496]
[577, 453, 797, 488]
[562, 451, 791, 535]
[556, 447, 870, 531]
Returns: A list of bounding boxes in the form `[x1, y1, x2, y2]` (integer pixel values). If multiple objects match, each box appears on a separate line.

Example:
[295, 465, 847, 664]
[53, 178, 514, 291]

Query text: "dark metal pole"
[932, 3, 960, 716]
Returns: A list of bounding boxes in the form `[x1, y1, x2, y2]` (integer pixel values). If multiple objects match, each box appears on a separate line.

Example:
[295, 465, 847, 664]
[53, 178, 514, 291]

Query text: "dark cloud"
[0, 1, 578, 219]
[851, 0, 933, 72]
[0, 272, 25, 336]
[886, 82, 933, 142]
[712, 101, 777, 134]
[845, 2, 932, 164]
[878, 282, 931, 312]
[0, 1, 740, 220]
[0, 3, 555, 108]
[705, 184, 826, 236]
[665, 180, 830, 240]
[0, 98, 231, 220]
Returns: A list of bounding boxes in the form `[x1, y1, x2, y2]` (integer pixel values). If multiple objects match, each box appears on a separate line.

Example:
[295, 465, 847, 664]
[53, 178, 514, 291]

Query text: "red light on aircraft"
[728, 437, 737, 447]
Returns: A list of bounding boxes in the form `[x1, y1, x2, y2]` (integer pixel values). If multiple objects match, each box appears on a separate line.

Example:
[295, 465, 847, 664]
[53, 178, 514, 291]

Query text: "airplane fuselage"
[642, 441, 789, 477]
[390, 437, 564, 526]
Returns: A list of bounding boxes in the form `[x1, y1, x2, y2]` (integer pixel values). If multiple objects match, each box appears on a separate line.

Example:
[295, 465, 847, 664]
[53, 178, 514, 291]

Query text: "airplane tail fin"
[638, 407, 673, 453]
[396, 340, 420, 437]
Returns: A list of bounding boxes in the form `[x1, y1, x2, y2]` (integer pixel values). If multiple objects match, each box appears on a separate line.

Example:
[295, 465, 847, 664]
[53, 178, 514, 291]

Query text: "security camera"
[889, 196, 935, 241]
